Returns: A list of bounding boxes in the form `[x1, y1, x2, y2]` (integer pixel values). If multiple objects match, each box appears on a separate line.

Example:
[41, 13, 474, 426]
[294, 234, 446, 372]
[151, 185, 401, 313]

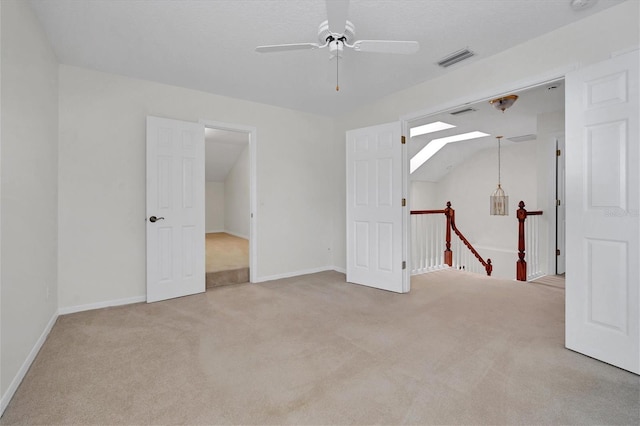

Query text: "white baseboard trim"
[58, 295, 146, 315]
[333, 266, 346, 274]
[254, 266, 341, 283]
[1, 311, 58, 416]
[205, 228, 225, 234]
[224, 230, 249, 240]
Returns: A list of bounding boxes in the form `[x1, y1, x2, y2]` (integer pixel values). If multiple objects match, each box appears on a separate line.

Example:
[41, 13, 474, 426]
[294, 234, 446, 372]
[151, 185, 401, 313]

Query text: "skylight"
[410, 121, 456, 138]
[410, 131, 490, 174]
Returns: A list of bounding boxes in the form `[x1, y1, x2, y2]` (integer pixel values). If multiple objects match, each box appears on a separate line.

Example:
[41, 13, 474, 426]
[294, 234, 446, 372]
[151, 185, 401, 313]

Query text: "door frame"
[400, 65, 578, 280]
[199, 119, 258, 283]
[555, 135, 566, 275]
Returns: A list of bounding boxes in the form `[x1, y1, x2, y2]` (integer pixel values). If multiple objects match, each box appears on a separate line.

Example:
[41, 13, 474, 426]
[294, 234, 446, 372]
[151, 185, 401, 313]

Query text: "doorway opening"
[202, 122, 257, 287]
[404, 78, 566, 283]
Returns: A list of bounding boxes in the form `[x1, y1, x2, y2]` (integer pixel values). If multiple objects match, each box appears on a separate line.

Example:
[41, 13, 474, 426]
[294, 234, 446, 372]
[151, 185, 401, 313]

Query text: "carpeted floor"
[206, 232, 249, 287]
[1, 269, 638, 425]
[530, 274, 565, 289]
[205, 232, 249, 273]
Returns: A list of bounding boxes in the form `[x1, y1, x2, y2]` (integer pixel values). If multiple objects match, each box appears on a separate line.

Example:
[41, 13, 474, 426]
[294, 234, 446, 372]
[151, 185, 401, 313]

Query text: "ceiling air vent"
[437, 48, 475, 68]
[508, 134, 537, 143]
[450, 107, 476, 116]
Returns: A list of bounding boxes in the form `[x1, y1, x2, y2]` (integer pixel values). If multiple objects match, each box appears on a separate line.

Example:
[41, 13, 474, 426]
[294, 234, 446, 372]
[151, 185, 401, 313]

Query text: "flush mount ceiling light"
[410, 121, 456, 138]
[489, 94, 519, 112]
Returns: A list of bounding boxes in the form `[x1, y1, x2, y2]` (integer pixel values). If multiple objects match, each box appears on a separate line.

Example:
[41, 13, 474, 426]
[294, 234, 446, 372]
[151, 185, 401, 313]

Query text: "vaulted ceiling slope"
[29, 0, 625, 117]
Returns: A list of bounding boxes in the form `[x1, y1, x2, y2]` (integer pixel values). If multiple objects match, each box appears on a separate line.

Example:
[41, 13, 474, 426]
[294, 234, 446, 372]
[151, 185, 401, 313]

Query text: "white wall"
[410, 141, 538, 279]
[224, 146, 250, 239]
[58, 65, 335, 309]
[0, 0, 59, 410]
[331, 1, 640, 271]
[409, 181, 438, 210]
[205, 182, 225, 233]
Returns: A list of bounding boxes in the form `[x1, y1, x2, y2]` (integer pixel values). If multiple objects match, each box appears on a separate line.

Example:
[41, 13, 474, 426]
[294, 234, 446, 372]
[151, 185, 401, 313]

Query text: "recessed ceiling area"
[27, 0, 623, 117]
[205, 128, 248, 182]
[409, 80, 565, 182]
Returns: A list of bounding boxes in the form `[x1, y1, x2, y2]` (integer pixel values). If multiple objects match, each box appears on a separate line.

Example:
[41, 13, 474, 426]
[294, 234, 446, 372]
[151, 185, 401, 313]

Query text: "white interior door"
[346, 122, 408, 293]
[146, 116, 205, 303]
[565, 49, 639, 373]
[556, 136, 566, 275]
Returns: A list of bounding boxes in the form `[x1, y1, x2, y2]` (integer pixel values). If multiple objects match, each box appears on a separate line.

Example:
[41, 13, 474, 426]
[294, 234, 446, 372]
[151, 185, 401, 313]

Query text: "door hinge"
[556, 149, 561, 156]
[402, 198, 406, 207]
[401, 136, 406, 145]
[402, 261, 406, 270]
[556, 249, 561, 256]
[556, 199, 561, 206]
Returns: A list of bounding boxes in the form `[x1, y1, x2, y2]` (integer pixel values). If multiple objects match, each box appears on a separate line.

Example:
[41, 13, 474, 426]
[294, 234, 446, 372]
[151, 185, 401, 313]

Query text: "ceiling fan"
[255, 0, 420, 90]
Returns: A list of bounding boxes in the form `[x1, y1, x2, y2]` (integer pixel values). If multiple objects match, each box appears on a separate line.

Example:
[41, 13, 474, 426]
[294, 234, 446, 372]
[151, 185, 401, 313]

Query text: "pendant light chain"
[336, 40, 340, 91]
[498, 136, 501, 185]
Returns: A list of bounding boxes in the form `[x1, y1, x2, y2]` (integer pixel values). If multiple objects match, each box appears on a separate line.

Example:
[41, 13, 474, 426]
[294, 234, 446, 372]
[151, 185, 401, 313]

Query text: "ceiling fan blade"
[255, 43, 321, 53]
[352, 40, 420, 54]
[326, 0, 349, 34]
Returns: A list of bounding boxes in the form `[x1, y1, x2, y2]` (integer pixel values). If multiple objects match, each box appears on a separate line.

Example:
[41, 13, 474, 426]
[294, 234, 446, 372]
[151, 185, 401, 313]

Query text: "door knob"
[149, 216, 165, 223]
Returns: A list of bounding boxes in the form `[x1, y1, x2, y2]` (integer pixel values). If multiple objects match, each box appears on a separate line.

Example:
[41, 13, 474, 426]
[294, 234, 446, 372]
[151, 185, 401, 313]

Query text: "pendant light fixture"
[490, 136, 509, 215]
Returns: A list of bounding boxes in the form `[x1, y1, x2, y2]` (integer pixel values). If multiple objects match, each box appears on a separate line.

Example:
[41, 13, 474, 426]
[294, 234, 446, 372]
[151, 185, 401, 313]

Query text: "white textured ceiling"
[28, 0, 623, 117]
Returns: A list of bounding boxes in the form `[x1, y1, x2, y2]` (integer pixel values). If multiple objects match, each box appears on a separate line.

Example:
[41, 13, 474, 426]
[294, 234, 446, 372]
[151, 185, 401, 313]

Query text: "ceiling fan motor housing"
[318, 20, 355, 44]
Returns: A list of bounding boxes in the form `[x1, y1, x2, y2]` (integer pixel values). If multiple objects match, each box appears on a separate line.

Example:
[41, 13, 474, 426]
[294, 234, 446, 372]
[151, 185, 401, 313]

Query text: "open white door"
[565, 49, 639, 373]
[346, 122, 408, 293]
[146, 116, 205, 303]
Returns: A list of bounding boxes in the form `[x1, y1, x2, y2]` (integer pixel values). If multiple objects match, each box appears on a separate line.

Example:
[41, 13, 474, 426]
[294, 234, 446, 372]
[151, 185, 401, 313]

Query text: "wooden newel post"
[516, 200, 527, 281]
[486, 259, 493, 276]
[444, 201, 453, 267]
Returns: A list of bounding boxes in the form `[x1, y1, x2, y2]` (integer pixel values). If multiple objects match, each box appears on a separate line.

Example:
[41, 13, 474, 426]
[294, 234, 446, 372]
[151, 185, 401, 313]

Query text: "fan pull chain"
[336, 41, 340, 91]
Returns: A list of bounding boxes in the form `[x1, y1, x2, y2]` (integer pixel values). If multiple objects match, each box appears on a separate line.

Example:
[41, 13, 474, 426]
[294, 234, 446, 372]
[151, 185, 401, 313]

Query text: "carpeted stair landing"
[206, 267, 249, 288]
[205, 232, 249, 287]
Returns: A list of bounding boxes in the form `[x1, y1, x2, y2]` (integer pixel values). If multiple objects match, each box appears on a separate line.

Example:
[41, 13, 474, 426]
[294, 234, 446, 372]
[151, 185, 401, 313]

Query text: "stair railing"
[410, 207, 448, 274]
[410, 201, 492, 276]
[516, 201, 543, 281]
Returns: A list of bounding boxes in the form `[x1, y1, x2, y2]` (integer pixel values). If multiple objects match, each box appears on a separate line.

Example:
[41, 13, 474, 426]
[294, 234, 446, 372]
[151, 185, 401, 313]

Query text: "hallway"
[205, 232, 249, 287]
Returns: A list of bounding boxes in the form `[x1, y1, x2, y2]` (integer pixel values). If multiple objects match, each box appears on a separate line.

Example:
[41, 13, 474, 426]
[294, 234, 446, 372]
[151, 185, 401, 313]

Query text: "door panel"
[147, 116, 205, 303]
[346, 122, 407, 293]
[565, 50, 639, 373]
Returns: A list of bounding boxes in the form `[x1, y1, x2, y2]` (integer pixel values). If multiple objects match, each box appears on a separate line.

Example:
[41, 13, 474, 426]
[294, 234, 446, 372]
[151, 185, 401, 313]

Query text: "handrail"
[411, 202, 492, 276]
[516, 200, 543, 281]
[411, 209, 446, 215]
[445, 202, 493, 276]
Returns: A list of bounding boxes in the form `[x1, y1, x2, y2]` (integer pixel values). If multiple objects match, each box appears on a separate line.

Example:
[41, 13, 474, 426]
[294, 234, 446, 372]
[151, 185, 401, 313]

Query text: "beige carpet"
[206, 232, 249, 287]
[2, 270, 638, 425]
[531, 274, 565, 289]
[206, 232, 248, 273]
